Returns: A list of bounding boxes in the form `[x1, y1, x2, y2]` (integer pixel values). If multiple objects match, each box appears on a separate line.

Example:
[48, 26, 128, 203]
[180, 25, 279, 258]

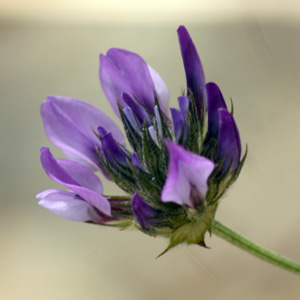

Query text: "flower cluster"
[37, 26, 246, 253]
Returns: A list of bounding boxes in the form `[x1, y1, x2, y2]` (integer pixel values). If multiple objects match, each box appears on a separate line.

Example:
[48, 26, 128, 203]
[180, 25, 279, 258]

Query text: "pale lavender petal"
[147, 64, 170, 111]
[48, 96, 125, 145]
[40, 148, 111, 216]
[217, 109, 241, 172]
[100, 48, 156, 115]
[161, 140, 215, 208]
[177, 26, 206, 116]
[132, 193, 160, 230]
[99, 54, 130, 117]
[38, 189, 104, 223]
[206, 82, 227, 138]
[41, 101, 101, 171]
[56, 159, 103, 194]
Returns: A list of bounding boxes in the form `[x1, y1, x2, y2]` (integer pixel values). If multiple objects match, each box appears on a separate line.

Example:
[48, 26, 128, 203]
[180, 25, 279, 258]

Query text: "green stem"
[212, 219, 300, 275]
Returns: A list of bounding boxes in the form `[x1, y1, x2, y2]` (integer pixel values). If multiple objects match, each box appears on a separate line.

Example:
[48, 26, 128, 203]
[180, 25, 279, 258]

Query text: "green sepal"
[129, 163, 165, 209]
[153, 94, 173, 140]
[158, 202, 218, 257]
[142, 122, 167, 186]
[229, 144, 248, 185]
[201, 135, 218, 160]
[183, 92, 201, 154]
[230, 98, 234, 115]
[95, 146, 136, 194]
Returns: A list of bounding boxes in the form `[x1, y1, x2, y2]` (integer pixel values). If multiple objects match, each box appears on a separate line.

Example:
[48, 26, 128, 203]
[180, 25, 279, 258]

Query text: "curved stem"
[212, 219, 300, 275]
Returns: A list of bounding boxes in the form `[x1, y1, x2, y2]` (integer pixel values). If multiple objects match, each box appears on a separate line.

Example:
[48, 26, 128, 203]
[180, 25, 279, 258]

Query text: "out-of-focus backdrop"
[1, 1, 300, 299]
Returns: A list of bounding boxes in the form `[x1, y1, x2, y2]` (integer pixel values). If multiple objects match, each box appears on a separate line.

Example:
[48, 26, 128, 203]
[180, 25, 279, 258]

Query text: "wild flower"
[38, 25, 246, 253]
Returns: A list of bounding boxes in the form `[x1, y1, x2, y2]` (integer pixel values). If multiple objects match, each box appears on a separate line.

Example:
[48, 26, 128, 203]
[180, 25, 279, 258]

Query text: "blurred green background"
[1, 1, 300, 299]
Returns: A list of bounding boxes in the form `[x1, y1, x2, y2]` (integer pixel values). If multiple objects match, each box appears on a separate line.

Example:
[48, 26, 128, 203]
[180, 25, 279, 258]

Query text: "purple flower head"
[38, 25, 246, 252]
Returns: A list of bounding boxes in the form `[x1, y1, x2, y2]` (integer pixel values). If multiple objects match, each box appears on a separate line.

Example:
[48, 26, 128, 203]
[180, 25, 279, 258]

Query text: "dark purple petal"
[206, 82, 227, 138]
[97, 126, 107, 138]
[102, 133, 129, 167]
[177, 26, 206, 117]
[161, 140, 215, 209]
[170, 108, 184, 140]
[40, 148, 111, 216]
[217, 109, 241, 172]
[122, 92, 151, 126]
[132, 193, 160, 230]
[37, 189, 104, 223]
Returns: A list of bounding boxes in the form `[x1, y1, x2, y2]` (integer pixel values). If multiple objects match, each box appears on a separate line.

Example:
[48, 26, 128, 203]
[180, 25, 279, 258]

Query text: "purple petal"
[206, 82, 227, 138]
[100, 48, 169, 118]
[99, 53, 131, 117]
[177, 26, 206, 117]
[161, 140, 215, 209]
[48, 96, 125, 145]
[37, 189, 104, 223]
[56, 159, 103, 194]
[41, 101, 100, 170]
[217, 109, 241, 172]
[40, 148, 111, 216]
[147, 64, 170, 111]
[100, 48, 156, 115]
[102, 133, 129, 167]
[132, 193, 160, 230]
[41, 96, 124, 175]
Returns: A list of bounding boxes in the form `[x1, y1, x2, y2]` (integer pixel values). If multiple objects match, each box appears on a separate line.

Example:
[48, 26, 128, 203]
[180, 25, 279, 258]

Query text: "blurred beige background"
[1, 1, 300, 299]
